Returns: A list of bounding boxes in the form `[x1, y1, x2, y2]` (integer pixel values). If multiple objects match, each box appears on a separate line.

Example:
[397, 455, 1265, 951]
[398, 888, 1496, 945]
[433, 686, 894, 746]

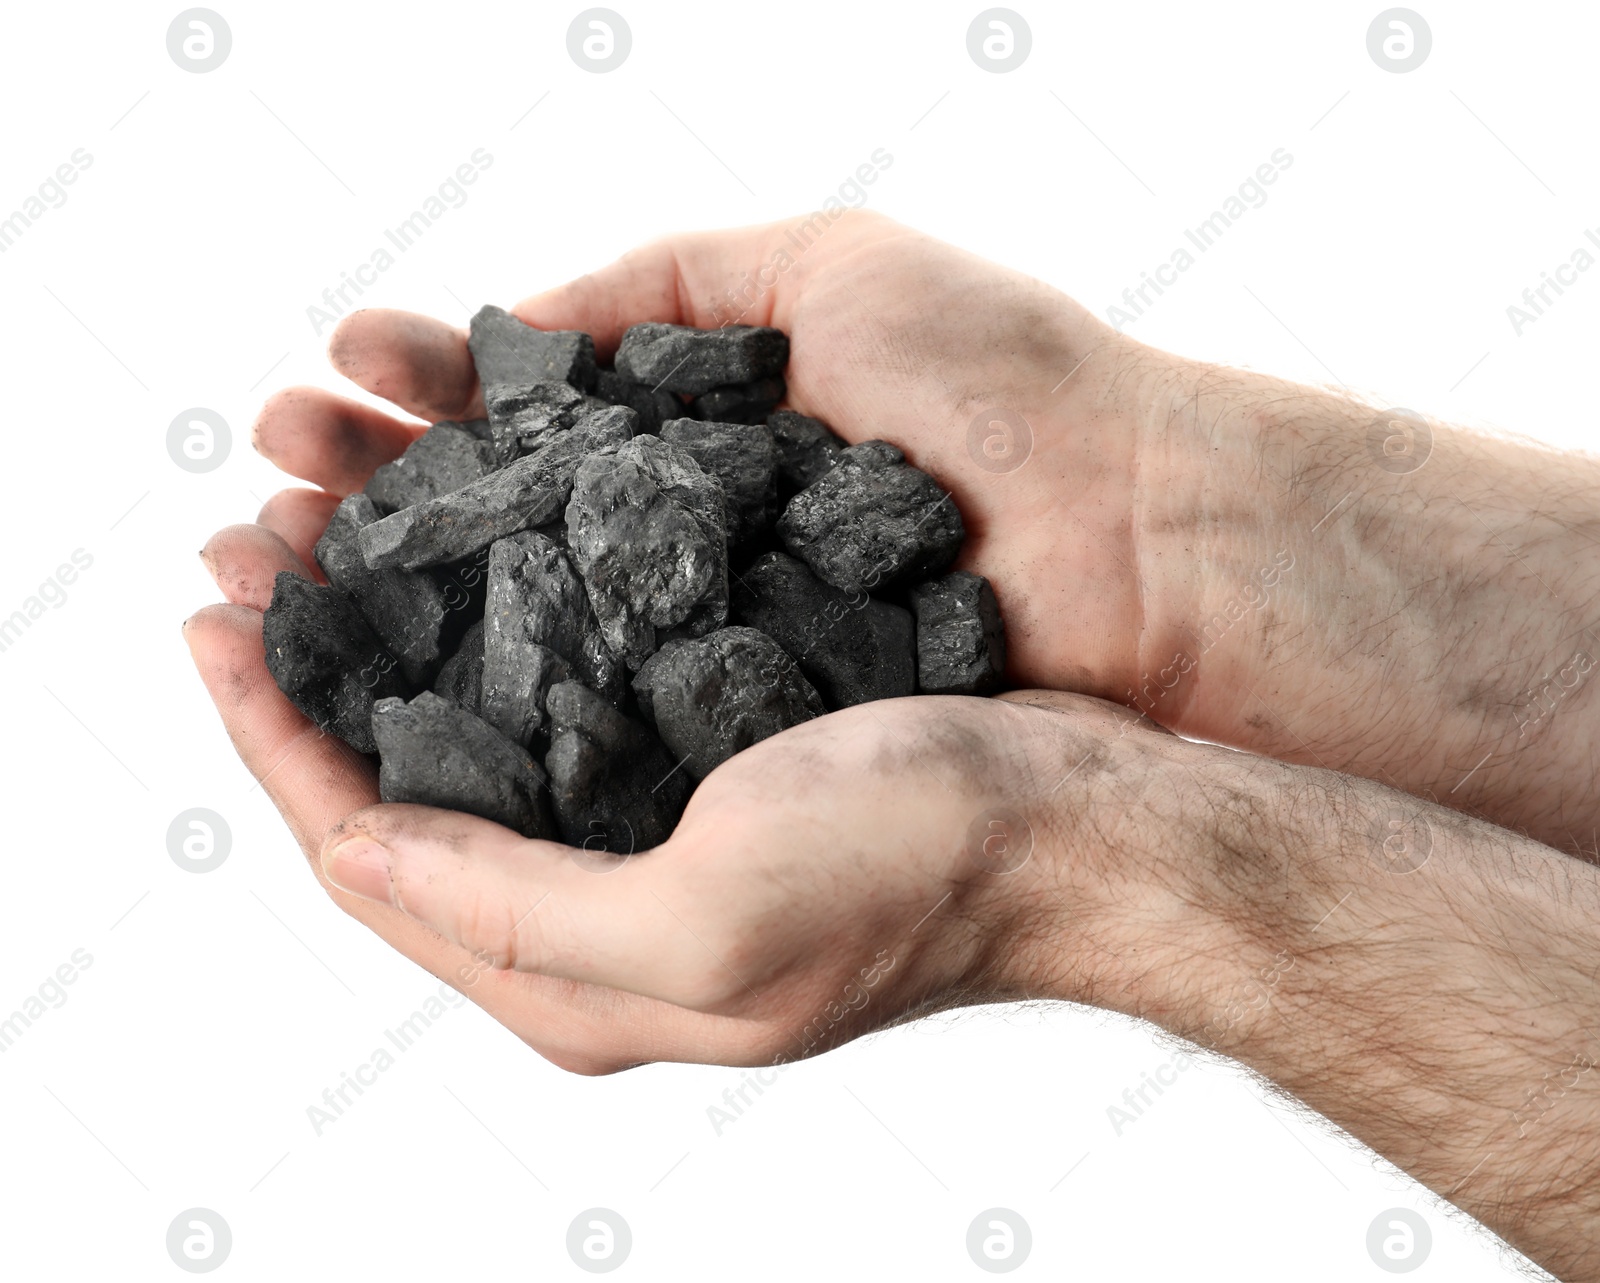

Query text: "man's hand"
[189, 518, 1155, 1076]
[250, 211, 1600, 852]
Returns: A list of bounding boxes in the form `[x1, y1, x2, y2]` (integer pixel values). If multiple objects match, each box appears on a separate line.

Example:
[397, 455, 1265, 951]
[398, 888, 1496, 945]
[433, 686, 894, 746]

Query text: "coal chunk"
[484, 379, 588, 462]
[615, 323, 789, 396]
[731, 552, 914, 709]
[358, 414, 632, 571]
[469, 304, 596, 392]
[908, 572, 1006, 695]
[315, 494, 449, 686]
[776, 441, 963, 593]
[263, 572, 410, 754]
[483, 636, 572, 751]
[432, 618, 485, 714]
[595, 368, 684, 435]
[567, 403, 638, 449]
[632, 627, 823, 780]
[544, 681, 692, 852]
[489, 377, 608, 463]
[565, 435, 729, 670]
[660, 418, 779, 549]
[692, 377, 785, 425]
[485, 380, 584, 425]
[491, 531, 623, 700]
[365, 421, 497, 515]
[767, 410, 845, 492]
[372, 691, 555, 839]
[482, 532, 624, 747]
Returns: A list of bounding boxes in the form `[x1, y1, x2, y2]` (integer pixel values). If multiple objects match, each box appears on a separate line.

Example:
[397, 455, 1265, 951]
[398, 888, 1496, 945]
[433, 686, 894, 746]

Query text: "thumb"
[320, 804, 745, 1010]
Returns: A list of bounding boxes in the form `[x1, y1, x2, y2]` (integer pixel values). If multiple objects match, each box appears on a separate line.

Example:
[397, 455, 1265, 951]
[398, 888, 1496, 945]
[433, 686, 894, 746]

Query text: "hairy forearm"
[1224, 770, 1600, 1275]
[1038, 731, 1600, 1279]
[1126, 349, 1600, 853]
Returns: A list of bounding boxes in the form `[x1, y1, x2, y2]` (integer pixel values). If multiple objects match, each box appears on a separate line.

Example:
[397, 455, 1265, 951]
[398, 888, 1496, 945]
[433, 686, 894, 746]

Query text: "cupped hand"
[251, 210, 1157, 701]
[245, 210, 1600, 853]
[190, 513, 1172, 1072]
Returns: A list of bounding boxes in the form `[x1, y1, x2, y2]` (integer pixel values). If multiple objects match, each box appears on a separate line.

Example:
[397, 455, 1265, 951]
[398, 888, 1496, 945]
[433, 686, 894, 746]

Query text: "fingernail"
[323, 837, 394, 904]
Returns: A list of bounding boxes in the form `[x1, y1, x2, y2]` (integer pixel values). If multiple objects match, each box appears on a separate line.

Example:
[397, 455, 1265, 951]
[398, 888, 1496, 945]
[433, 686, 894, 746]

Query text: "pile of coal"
[263, 308, 1007, 850]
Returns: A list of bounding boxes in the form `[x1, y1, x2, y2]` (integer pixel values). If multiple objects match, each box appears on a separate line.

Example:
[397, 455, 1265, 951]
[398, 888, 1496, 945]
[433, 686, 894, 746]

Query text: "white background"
[0, 0, 1589, 1277]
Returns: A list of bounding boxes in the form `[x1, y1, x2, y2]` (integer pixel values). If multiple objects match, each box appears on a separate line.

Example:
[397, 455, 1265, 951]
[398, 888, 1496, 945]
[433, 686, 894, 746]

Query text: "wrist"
[984, 696, 1262, 1033]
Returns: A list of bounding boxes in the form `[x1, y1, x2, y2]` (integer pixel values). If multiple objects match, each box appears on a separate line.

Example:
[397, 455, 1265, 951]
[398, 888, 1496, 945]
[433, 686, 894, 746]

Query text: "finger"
[321, 804, 744, 1011]
[511, 214, 891, 359]
[183, 605, 757, 1071]
[327, 308, 480, 423]
[200, 524, 315, 610]
[252, 386, 422, 495]
[257, 488, 341, 572]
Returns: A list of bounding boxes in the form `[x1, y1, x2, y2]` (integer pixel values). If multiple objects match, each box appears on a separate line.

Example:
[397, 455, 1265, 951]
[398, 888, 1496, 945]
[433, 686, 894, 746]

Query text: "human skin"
[188, 212, 1600, 1277]
[244, 212, 1600, 855]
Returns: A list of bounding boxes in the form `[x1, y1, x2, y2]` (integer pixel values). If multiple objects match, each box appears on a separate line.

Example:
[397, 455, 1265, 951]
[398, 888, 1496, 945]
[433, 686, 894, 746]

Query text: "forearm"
[1127, 349, 1600, 852]
[1032, 731, 1600, 1279]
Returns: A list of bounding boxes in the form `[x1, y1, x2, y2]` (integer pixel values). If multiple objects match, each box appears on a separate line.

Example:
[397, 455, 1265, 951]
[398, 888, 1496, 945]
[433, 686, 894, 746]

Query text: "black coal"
[262, 310, 1008, 849]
